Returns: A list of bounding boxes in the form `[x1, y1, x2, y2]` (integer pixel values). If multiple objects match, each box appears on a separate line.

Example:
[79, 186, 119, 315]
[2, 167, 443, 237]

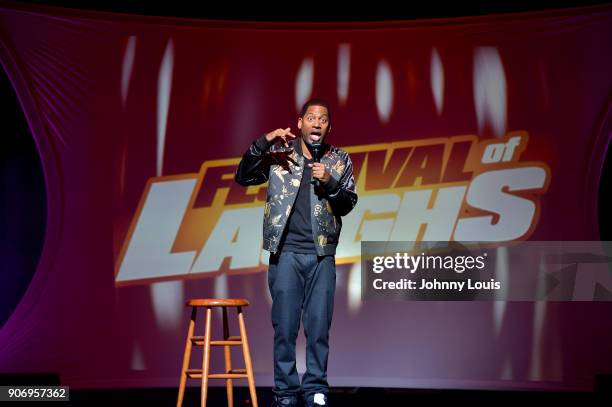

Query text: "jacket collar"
[295, 136, 303, 156]
[294, 137, 329, 161]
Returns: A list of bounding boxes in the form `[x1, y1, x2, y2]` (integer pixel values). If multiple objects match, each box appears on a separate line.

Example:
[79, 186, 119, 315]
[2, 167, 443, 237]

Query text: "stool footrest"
[208, 373, 248, 379]
[185, 368, 248, 379]
[190, 335, 243, 346]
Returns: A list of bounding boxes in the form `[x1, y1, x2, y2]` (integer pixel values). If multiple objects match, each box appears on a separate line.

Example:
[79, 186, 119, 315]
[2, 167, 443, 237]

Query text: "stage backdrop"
[1, 2, 611, 391]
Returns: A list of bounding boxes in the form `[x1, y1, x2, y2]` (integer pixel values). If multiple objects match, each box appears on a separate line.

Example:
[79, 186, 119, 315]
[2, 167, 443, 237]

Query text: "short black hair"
[300, 98, 332, 125]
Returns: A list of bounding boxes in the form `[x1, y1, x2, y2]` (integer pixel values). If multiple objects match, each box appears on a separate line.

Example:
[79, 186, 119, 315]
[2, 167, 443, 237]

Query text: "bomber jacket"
[235, 134, 358, 256]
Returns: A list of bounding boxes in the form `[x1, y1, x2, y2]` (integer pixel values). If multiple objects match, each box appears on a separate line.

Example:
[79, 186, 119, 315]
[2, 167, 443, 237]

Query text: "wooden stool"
[177, 299, 258, 407]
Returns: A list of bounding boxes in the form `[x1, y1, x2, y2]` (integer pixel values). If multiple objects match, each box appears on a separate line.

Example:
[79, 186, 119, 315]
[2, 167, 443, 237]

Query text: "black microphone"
[306, 142, 323, 186]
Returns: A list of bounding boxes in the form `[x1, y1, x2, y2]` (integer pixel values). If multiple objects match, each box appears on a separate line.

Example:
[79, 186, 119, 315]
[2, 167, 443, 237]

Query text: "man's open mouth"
[310, 132, 322, 141]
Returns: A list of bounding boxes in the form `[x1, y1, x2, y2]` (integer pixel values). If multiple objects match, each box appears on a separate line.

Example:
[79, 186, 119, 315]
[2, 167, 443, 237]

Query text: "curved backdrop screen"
[0, 3, 611, 391]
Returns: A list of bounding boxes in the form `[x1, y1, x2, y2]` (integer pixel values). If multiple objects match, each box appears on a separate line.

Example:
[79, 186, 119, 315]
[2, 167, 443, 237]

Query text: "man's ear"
[297, 117, 303, 130]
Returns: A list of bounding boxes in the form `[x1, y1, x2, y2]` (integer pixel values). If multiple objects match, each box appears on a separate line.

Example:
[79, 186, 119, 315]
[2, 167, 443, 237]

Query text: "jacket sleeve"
[235, 135, 274, 186]
[322, 151, 358, 217]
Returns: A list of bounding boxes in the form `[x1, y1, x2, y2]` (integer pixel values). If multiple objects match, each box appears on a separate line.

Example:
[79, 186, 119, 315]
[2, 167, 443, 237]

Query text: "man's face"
[298, 105, 331, 145]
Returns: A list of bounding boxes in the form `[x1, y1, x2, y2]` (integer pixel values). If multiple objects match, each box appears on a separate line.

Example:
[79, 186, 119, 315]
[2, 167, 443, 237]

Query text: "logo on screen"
[115, 131, 549, 285]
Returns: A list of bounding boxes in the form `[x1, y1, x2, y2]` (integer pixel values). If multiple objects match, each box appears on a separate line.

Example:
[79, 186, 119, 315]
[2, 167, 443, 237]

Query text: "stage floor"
[67, 386, 606, 405]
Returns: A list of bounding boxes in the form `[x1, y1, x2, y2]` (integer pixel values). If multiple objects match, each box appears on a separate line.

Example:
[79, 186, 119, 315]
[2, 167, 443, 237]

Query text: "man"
[235, 99, 358, 407]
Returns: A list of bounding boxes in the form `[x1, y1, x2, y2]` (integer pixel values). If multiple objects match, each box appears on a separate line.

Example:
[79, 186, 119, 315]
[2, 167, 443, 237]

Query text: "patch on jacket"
[332, 159, 346, 176]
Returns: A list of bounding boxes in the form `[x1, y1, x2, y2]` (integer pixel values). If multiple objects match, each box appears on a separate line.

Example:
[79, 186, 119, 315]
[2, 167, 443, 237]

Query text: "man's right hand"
[265, 127, 296, 147]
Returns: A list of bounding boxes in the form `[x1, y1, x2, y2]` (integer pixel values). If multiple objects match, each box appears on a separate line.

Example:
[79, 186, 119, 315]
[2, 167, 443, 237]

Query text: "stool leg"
[223, 307, 233, 407]
[237, 306, 258, 407]
[201, 306, 212, 406]
[177, 307, 197, 407]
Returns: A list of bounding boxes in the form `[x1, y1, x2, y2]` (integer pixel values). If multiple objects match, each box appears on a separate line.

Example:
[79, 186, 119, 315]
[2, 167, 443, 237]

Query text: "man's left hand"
[308, 162, 331, 184]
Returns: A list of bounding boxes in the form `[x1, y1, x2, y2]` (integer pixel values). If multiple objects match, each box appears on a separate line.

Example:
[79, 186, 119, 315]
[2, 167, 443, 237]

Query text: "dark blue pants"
[267, 251, 336, 402]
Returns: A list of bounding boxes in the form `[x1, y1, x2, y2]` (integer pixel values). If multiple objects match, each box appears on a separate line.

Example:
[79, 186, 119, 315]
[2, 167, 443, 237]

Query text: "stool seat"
[187, 298, 250, 307]
[177, 298, 257, 407]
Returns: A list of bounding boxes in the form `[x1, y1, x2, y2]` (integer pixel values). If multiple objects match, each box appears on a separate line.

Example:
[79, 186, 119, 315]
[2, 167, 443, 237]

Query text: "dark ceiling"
[6, 0, 612, 21]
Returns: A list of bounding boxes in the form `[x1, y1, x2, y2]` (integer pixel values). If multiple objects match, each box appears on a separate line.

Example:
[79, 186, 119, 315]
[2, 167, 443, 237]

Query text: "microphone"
[306, 142, 323, 186]
[309, 142, 323, 163]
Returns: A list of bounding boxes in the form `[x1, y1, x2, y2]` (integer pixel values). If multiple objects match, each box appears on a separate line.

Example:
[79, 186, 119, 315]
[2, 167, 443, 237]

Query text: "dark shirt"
[280, 156, 317, 254]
